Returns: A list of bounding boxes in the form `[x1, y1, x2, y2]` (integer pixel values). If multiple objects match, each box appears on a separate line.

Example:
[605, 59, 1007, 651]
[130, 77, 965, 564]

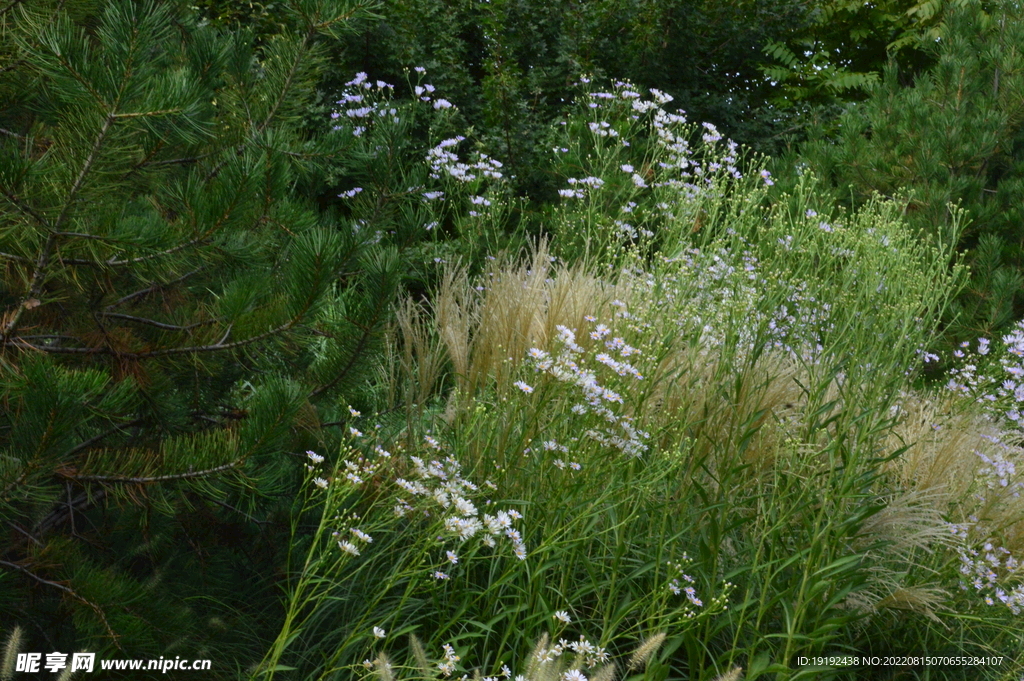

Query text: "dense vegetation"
[3, 0, 1024, 679]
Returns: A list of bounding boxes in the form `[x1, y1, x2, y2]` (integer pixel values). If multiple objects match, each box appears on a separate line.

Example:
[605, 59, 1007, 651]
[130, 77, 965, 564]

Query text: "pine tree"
[797, 1, 1024, 343]
[0, 0, 396, 670]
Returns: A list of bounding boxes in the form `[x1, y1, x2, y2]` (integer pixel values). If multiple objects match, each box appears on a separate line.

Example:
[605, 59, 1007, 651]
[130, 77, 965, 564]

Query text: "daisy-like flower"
[339, 541, 360, 556]
[447, 550, 459, 564]
[453, 496, 478, 516]
[349, 406, 362, 417]
[351, 528, 373, 543]
[528, 347, 548, 359]
[434, 571, 450, 580]
[373, 626, 386, 639]
[562, 670, 587, 681]
[569, 462, 581, 471]
[313, 477, 329, 489]
[514, 380, 534, 394]
[307, 450, 324, 464]
[513, 543, 527, 560]
[349, 427, 363, 437]
[553, 610, 571, 624]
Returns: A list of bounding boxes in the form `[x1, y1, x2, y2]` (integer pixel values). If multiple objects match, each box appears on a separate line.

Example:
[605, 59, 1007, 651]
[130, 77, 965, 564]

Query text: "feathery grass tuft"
[0, 627, 23, 681]
[625, 632, 666, 672]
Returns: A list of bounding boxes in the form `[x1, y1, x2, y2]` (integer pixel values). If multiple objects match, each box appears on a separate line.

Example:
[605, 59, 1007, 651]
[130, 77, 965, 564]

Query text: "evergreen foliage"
[0, 0, 394, 669]
[796, 1, 1024, 343]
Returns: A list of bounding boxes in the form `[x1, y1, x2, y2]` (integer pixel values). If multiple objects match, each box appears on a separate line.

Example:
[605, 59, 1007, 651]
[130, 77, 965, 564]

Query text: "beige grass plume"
[625, 632, 666, 672]
[1, 626, 23, 681]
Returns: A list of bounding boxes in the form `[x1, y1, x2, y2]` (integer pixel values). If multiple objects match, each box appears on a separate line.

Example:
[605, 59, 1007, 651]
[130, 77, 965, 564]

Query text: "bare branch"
[104, 267, 204, 310]
[1, 188, 52, 228]
[0, 558, 121, 645]
[98, 312, 219, 331]
[61, 419, 145, 459]
[139, 154, 211, 168]
[6, 522, 42, 547]
[54, 113, 115, 231]
[64, 459, 244, 483]
[198, 493, 272, 526]
[105, 234, 207, 266]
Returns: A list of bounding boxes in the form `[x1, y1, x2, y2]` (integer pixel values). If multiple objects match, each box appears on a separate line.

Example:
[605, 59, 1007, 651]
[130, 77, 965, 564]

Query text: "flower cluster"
[438, 643, 461, 677]
[939, 321, 1024, 433]
[533, 635, 610, 670]
[973, 435, 1024, 497]
[657, 245, 833, 367]
[426, 136, 505, 183]
[951, 523, 1024, 614]
[392, 436, 528, 566]
[551, 78, 756, 249]
[331, 72, 400, 136]
[666, 558, 705, 612]
[524, 324, 650, 458]
[330, 69, 507, 234]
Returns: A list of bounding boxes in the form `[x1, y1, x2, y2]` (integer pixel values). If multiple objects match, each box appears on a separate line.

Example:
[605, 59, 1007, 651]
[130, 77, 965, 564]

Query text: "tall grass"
[252, 77, 1024, 681]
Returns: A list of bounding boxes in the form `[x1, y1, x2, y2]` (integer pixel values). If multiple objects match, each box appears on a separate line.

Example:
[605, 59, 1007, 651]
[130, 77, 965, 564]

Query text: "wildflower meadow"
[249, 75, 1024, 680]
[4, 2, 1024, 680]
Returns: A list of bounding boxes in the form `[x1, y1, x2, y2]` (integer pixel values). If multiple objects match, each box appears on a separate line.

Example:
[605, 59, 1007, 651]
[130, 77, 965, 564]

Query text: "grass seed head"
[625, 632, 666, 672]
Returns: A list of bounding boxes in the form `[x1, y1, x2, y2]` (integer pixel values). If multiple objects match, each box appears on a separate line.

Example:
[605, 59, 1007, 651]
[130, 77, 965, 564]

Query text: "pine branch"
[61, 419, 145, 459]
[198, 492, 273, 526]
[104, 237, 208, 266]
[104, 267, 205, 309]
[97, 313, 220, 331]
[308, 319, 376, 398]
[31, 489, 107, 536]
[6, 521, 42, 547]
[64, 459, 243, 483]
[0, 559, 120, 646]
[0, 232, 56, 344]
[2, 113, 116, 342]
[55, 113, 115, 231]
[138, 154, 212, 168]
[1, 188, 52, 228]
